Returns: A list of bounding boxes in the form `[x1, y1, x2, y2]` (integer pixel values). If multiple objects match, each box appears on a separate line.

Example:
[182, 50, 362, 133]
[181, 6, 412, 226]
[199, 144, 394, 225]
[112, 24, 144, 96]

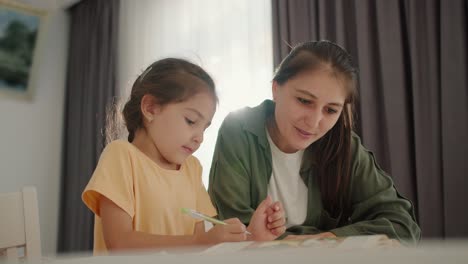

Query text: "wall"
[0, 0, 69, 256]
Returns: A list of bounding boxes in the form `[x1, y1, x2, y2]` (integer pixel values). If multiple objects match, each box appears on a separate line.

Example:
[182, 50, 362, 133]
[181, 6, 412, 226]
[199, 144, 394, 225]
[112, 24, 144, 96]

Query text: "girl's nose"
[193, 131, 203, 144]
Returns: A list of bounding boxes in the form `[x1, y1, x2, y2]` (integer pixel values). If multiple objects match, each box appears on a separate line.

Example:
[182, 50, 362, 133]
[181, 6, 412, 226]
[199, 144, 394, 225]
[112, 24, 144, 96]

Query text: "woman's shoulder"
[349, 132, 389, 177]
[350, 132, 368, 162]
[350, 132, 375, 158]
[350, 132, 362, 152]
[221, 100, 273, 131]
[223, 106, 256, 124]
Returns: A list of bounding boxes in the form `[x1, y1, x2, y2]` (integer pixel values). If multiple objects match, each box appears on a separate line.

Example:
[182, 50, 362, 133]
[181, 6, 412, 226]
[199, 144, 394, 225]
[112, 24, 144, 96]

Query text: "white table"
[40, 240, 468, 264]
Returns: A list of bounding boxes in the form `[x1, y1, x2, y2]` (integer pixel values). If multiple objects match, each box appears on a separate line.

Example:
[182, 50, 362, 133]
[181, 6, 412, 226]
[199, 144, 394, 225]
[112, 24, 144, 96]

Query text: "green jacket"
[208, 100, 421, 244]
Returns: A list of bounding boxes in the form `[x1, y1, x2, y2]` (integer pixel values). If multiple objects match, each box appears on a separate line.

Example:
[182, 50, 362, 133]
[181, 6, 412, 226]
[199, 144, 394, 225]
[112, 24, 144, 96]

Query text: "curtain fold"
[407, 0, 444, 237]
[272, 0, 468, 238]
[58, 0, 120, 253]
[440, 0, 468, 237]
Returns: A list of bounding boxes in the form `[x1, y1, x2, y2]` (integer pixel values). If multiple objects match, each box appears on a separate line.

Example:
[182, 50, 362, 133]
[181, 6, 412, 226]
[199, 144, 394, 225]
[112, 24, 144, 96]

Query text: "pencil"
[181, 208, 252, 235]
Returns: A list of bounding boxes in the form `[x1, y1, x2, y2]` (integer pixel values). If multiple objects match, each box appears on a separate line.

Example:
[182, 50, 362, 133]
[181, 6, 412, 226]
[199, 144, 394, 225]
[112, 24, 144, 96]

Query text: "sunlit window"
[118, 0, 273, 186]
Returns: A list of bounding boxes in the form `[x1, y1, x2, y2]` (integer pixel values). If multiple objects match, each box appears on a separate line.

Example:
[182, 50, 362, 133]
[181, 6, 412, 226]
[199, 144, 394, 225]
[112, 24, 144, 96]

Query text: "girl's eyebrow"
[296, 89, 344, 107]
[186, 108, 204, 119]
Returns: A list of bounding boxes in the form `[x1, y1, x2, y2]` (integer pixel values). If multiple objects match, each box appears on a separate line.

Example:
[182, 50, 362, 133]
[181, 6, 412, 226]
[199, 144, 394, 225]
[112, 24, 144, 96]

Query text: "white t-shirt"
[266, 130, 308, 228]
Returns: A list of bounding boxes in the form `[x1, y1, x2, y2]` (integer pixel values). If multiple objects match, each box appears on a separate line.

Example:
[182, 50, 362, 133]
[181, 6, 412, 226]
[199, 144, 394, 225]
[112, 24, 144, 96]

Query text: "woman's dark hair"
[273, 40, 358, 218]
[107, 58, 217, 143]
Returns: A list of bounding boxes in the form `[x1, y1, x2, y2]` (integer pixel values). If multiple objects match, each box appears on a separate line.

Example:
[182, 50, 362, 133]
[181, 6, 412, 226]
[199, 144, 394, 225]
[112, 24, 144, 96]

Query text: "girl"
[82, 58, 286, 254]
[208, 41, 421, 244]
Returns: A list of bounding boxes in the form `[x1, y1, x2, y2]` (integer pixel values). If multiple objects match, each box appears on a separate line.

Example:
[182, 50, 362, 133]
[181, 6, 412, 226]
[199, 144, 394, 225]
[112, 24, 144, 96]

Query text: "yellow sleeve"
[82, 141, 135, 218]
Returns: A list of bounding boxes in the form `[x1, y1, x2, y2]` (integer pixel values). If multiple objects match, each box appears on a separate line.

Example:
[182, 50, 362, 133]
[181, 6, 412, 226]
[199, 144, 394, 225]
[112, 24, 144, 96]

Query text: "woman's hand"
[194, 218, 247, 245]
[247, 196, 286, 241]
[265, 200, 286, 236]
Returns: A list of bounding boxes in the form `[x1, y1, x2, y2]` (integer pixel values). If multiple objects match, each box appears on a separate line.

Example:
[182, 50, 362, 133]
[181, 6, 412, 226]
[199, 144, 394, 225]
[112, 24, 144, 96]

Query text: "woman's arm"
[208, 114, 286, 240]
[208, 114, 255, 224]
[329, 134, 421, 244]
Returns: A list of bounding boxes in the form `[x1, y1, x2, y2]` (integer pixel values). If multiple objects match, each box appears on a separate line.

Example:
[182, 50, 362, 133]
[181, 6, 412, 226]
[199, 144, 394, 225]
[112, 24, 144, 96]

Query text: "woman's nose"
[305, 108, 322, 129]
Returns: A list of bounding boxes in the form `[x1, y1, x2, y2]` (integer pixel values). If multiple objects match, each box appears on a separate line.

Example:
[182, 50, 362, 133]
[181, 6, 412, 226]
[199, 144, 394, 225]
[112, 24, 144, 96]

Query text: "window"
[119, 0, 273, 186]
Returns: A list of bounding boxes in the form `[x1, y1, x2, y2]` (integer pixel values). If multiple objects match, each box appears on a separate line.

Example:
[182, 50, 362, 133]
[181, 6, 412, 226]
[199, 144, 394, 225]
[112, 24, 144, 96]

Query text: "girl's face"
[270, 69, 347, 153]
[138, 91, 216, 169]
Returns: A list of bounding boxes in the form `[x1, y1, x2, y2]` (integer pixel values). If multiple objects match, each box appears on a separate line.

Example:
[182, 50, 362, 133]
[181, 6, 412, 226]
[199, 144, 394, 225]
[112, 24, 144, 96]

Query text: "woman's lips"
[295, 126, 316, 139]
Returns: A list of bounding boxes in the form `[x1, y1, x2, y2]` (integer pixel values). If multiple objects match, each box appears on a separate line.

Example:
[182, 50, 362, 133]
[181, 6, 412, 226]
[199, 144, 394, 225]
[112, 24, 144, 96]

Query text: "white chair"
[0, 186, 41, 263]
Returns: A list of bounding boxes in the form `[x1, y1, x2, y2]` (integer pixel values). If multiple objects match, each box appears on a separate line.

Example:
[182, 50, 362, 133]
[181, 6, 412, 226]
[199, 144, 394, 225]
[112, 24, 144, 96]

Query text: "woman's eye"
[297, 97, 311, 104]
[326, 107, 338, 114]
[185, 118, 195, 125]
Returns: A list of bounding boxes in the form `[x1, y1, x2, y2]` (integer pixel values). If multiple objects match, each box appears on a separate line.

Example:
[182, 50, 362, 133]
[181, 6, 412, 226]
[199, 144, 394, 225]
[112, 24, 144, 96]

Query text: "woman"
[208, 40, 420, 244]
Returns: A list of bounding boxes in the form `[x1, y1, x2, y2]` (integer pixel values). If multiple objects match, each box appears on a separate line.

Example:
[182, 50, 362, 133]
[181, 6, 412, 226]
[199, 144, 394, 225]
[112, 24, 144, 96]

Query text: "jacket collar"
[242, 99, 275, 150]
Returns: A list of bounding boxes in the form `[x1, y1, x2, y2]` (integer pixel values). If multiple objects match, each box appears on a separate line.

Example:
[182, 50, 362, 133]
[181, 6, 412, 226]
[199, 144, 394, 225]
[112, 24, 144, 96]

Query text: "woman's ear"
[140, 94, 160, 123]
[272, 81, 279, 101]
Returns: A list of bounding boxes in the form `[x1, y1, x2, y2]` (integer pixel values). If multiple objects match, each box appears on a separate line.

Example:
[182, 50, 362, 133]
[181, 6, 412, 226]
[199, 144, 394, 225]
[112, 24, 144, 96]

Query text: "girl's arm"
[99, 196, 247, 251]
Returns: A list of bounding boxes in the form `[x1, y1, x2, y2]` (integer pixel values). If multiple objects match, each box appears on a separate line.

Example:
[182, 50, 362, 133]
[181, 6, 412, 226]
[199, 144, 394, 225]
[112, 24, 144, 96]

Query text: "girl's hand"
[194, 218, 247, 245]
[247, 196, 286, 241]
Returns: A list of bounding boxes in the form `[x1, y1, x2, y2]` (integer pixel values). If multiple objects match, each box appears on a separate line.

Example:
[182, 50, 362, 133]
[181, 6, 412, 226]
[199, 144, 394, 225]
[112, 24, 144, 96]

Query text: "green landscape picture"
[0, 6, 39, 92]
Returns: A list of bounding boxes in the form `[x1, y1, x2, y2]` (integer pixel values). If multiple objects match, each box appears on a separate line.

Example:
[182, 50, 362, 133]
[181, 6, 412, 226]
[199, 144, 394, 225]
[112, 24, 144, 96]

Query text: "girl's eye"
[326, 107, 338, 114]
[185, 118, 195, 125]
[297, 97, 311, 105]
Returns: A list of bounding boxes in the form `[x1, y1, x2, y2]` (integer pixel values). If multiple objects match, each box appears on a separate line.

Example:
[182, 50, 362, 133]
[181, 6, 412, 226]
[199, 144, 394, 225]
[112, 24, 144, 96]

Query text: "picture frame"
[0, 0, 46, 100]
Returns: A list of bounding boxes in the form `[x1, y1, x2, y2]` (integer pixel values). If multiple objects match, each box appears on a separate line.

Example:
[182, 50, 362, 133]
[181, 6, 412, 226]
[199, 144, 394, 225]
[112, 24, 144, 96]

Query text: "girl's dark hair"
[273, 40, 358, 218]
[107, 58, 217, 143]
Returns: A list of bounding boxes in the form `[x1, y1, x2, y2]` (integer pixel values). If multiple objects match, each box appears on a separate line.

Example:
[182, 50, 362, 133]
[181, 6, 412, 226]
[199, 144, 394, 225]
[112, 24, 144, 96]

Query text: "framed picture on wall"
[0, 0, 45, 100]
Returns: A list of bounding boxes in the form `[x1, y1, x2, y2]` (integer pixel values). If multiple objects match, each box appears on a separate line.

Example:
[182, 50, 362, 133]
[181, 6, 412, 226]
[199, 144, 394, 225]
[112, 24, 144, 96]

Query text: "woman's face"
[270, 69, 347, 153]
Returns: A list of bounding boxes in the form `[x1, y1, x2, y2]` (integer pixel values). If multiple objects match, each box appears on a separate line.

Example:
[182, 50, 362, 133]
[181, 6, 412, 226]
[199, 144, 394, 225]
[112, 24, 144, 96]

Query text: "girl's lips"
[182, 146, 193, 154]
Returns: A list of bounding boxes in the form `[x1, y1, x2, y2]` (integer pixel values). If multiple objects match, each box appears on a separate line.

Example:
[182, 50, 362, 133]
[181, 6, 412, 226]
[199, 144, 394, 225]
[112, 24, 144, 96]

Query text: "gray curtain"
[58, 0, 120, 253]
[272, 0, 468, 238]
